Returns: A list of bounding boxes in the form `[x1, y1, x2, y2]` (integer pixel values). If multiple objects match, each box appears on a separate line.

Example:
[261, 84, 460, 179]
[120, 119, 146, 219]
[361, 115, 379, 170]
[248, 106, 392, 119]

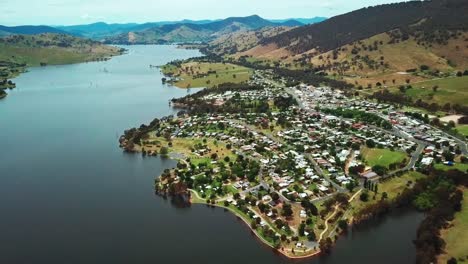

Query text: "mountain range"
[0, 25, 67, 37]
[205, 0, 467, 85]
[0, 16, 326, 43]
[52, 16, 325, 41]
[101, 15, 322, 44]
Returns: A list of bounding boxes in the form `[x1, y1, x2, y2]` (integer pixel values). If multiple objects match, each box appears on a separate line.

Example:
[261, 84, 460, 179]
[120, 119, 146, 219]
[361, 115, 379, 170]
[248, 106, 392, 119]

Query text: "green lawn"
[379, 171, 425, 199]
[350, 171, 425, 216]
[456, 125, 468, 137]
[439, 189, 468, 263]
[361, 147, 408, 168]
[434, 163, 468, 173]
[161, 61, 252, 88]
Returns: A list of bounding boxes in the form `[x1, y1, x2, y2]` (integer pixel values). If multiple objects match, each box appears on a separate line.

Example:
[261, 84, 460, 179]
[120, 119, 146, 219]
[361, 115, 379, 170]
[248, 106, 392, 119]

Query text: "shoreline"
[189, 189, 323, 260]
[149, 149, 324, 260]
[1, 50, 124, 100]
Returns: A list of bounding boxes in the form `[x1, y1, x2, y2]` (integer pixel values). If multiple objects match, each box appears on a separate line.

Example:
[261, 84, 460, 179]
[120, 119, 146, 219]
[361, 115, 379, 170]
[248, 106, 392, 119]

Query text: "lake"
[0, 45, 423, 264]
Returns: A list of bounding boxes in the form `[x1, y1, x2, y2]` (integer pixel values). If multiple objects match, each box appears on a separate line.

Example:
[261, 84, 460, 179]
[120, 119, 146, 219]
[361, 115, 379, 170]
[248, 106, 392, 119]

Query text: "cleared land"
[361, 147, 407, 168]
[434, 163, 468, 173]
[161, 62, 252, 88]
[456, 125, 468, 137]
[351, 171, 425, 214]
[0, 34, 122, 67]
[438, 189, 468, 263]
[398, 76, 468, 106]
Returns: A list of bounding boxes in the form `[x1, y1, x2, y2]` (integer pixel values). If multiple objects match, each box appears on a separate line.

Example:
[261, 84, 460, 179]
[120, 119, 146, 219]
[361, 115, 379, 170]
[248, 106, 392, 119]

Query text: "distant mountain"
[269, 17, 327, 25]
[55, 16, 324, 41]
[0, 25, 67, 36]
[274, 20, 304, 27]
[56, 20, 223, 40]
[103, 15, 301, 44]
[56, 22, 139, 39]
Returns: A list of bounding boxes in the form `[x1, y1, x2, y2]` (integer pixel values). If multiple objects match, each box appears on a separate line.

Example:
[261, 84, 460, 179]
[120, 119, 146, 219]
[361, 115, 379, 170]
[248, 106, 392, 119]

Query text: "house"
[361, 170, 379, 180]
[421, 157, 434, 166]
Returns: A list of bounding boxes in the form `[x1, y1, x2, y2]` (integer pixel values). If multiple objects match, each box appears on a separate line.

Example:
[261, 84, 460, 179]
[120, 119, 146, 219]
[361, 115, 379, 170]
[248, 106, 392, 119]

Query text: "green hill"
[0, 33, 124, 99]
[103, 15, 298, 44]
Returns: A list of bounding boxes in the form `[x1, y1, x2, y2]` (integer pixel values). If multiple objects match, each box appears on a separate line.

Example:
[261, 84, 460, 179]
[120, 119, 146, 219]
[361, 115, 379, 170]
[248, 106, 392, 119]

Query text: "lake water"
[0, 45, 423, 264]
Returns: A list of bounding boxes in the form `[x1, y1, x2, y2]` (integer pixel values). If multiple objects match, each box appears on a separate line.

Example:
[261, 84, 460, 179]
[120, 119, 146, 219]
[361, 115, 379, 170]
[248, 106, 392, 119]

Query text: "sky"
[1, 0, 406, 26]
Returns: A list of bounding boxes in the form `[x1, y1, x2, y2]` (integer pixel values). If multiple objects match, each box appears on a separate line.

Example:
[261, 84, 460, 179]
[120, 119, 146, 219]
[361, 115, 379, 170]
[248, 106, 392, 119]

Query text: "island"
[120, 67, 468, 260]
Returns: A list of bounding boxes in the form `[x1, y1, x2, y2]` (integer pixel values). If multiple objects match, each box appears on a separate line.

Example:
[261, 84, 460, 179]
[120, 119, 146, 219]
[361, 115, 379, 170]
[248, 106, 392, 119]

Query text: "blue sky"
[2, 0, 406, 26]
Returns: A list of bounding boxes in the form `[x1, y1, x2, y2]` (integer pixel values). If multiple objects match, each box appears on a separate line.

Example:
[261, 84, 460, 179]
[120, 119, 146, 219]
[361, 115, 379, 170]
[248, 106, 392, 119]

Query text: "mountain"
[55, 22, 138, 39]
[269, 17, 327, 25]
[103, 15, 301, 44]
[261, 0, 468, 54]
[0, 25, 67, 36]
[208, 0, 467, 88]
[56, 20, 222, 40]
[205, 26, 294, 55]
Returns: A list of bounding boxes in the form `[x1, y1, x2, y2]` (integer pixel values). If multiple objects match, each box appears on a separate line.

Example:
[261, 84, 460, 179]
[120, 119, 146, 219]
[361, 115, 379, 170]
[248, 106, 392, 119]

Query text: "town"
[119, 69, 467, 258]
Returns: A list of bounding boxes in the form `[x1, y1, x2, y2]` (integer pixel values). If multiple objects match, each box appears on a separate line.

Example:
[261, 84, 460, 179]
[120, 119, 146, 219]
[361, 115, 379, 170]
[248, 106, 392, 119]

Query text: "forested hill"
[103, 15, 301, 44]
[0, 25, 67, 36]
[0, 34, 123, 66]
[261, 0, 468, 54]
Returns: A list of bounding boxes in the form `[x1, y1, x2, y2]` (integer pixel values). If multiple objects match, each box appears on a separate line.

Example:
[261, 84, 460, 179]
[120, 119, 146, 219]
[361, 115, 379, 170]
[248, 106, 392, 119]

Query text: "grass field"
[379, 171, 425, 199]
[456, 125, 468, 137]
[361, 147, 408, 168]
[381, 76, 468, 107]
[434, 163, 468, 173]
[439, 189, 468, 263]
[161, 61, 252, 88]
[351, 171, 425, 214]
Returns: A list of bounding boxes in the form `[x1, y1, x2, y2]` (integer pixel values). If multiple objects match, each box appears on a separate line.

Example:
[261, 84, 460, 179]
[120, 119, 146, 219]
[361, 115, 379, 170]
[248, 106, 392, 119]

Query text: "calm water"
[0, 45, 423, 264]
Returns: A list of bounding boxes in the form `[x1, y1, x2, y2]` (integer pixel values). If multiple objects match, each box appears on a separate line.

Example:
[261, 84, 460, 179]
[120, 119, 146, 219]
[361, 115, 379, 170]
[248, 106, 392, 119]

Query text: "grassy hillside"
[161, 61, 252, 88]
[262, 0, 468, 54]
[0, 33, 123, 99]
[369, 75, 468, 107]
[206, 26, 293, 55]
[438, 188, 468, 263]
[209, 1, 467, 98]
[0, 33, 123, 67]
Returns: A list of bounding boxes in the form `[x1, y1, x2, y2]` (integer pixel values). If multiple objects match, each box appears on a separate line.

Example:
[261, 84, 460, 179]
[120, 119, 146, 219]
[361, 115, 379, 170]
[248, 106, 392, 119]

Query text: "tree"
[346, 181, 356, 192]
[338, 219, 348, 230]
[271, 192, 280, 201]
[447, 257, 457, 264]
[420, 65, 430, 71]
[282, 203, 293, 217]
[360, 191, 369, 202]
[372, 165, 387, 176]
[443, 151, 455, 162]
[319, 237, 333, 254]
[160, 147, 169, 156]
[366, 139, 376, 148]
[298, 222, 306, 236]
[307, 231, 316, 241]
[381, 192, 388, 200]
